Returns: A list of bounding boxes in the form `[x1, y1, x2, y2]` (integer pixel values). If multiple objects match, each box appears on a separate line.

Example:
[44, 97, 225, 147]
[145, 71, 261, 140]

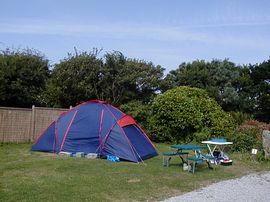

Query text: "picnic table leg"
[163, 156, 166, 166]
[206, 161, 214, 170]
[163, 156, 171, 167]
[178, 152, 188, 165]
[179, 155, 185, 165]
[187, 159, 196, 174]
[163, 156, 165, 166]
[192, 162, 195, 174]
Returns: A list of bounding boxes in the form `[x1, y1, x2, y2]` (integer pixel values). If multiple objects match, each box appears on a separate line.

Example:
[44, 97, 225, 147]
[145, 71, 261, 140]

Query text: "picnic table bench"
[163, 144, 207, 167]
[187, 156, 215, 174]
[163, 144, 216, 174]
[162, 151, 189, 167]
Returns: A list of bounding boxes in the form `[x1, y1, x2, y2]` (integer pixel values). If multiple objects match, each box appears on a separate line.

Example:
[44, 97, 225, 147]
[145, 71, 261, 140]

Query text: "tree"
[163, 59, 242, 112]
[249, 59, 270, 123]
[0, 48, 49, 107]
[101, 51, 164, 105]
[40, 50, 102, 108]
[41, 50, 165, 108]
[100, 51, 134, 104]
[149, 86, 235, 143]
[234, 66, 255, 113]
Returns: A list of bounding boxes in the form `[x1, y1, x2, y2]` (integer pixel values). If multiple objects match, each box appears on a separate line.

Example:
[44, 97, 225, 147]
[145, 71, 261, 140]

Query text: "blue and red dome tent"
[32, 100, 158, 162]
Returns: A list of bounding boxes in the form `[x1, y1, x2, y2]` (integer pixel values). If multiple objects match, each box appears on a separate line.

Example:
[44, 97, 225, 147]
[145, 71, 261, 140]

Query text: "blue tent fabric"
[124, 125, 158, 161]
[32, 122, 56, 152]
[32, 100, 158, 162]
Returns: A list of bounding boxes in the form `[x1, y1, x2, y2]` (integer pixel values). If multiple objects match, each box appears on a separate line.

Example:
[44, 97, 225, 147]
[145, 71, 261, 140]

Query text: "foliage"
[119, 100, 151, 131]
[149, 86, 235, 143]
[230, 120, 270, 153]
[163, 59, 242, 112]
[40, 49, 102, 107]
[0, 48, 50, 107]
[192, 127, 212, 143]
[101, 52, 164, 105]
[234, 67, 255, 113]
[40, 50, 164, 108]
[249, 59, 270, 123]
[230, 129, 261, 153]
[163, 58, 270, 123]
[229, 111, 253, 126]
[0, 45, 269, 125]
[237, 119, 270, 135]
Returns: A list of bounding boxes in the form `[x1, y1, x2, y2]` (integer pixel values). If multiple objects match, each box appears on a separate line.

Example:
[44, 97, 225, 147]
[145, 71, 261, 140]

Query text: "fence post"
[30, 105, 36, 142]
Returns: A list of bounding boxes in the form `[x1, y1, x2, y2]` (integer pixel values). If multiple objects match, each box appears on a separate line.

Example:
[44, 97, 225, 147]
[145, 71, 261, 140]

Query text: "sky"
[0, 0, 270, 72]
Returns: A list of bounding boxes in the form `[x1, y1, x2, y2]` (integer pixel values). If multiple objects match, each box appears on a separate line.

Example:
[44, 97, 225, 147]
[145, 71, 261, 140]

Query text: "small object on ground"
[220, 159, 233, 166]
[58, 151, 72, 157]
[183, 163, 190, 171]
[251, 148, 258, 155]
[85, 153, 98, 159]
[107, 155, 120, 162]
[75, 152, 84, 158]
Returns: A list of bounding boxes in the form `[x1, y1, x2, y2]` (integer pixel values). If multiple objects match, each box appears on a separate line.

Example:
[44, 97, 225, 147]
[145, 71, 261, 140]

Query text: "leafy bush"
[230, 129, 261, 152]
[149, 86, 235, 143]
[229, 111, 253, 126]
[119, 100, 151, 132]
[192, 127, 212, 143]
[238, 120, 270, 135]
[230, 120, 270, 154]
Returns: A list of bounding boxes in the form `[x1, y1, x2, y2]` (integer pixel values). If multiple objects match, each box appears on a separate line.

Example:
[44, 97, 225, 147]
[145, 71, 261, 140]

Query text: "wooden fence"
[0, 106, 69, 143]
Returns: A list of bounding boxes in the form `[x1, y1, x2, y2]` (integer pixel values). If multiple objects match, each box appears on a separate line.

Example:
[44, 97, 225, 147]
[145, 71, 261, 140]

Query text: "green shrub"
[237, 120, 270, 135]
[119, 100, 151, 131]
[229, 120, 270, 156]
[192, 128, 212, 143]
[230, 129, 261, 152]
[229, 111, 253, 126]
[149, 86, 235, 143]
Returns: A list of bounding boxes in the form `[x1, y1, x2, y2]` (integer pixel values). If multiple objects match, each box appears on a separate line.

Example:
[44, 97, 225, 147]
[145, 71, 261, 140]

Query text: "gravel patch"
[164, 172, 270, 202]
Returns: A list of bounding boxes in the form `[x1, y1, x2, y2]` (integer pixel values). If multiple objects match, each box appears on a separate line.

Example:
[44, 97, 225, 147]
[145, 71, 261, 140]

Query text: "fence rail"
[0, 106, 69, 143]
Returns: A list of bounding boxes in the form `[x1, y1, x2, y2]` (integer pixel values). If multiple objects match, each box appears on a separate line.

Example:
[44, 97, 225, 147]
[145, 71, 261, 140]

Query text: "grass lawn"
[1, 143, 270, 202]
